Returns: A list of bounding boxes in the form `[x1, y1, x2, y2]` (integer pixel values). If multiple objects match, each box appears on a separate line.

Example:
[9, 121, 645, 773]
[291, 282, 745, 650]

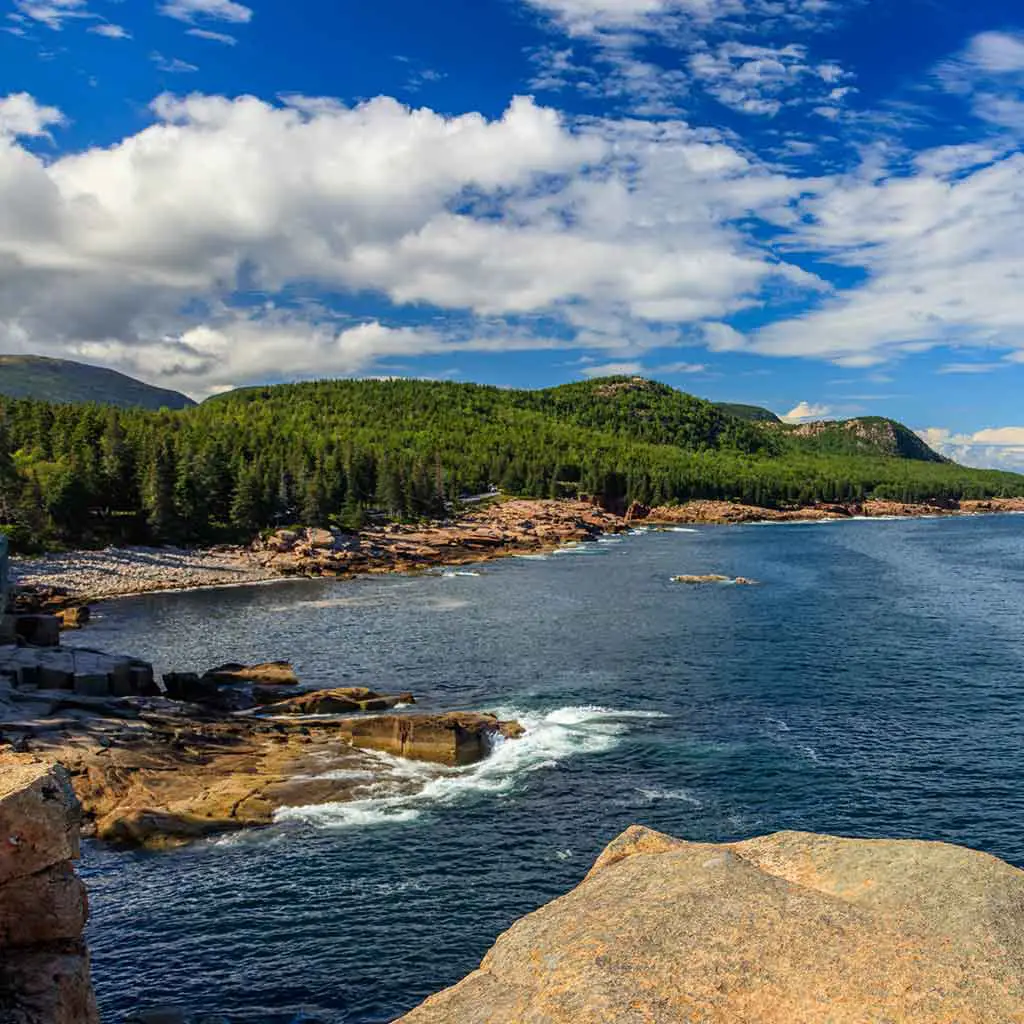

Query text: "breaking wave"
[275, 706, 668, 830]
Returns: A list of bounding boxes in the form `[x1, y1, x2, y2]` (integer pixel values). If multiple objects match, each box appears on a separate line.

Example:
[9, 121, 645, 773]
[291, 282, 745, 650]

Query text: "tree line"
[0, 378, 1021, 551]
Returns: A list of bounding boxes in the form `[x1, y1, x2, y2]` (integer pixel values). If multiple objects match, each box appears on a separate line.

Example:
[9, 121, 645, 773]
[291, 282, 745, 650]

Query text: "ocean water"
[71, 515, 1024, 1023]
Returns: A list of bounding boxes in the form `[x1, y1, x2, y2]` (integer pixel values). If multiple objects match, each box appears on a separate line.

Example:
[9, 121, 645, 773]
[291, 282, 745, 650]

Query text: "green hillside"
[712, 402, 782, 424]
[0, 375, 1021, 551]
[0, 356, 195, 411]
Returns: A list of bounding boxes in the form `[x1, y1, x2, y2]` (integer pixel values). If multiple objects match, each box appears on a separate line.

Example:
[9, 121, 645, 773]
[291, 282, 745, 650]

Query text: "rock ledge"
[399, 826, 1024, 1023]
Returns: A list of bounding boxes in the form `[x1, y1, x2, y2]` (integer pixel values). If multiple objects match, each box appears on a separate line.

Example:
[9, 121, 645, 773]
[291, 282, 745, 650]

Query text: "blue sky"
[2, 0, 1024, 468]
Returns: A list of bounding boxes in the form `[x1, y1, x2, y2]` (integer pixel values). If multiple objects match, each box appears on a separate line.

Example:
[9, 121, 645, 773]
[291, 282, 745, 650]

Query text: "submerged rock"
[672, 574, 757, 586]
[398, 826, 1024, 1024]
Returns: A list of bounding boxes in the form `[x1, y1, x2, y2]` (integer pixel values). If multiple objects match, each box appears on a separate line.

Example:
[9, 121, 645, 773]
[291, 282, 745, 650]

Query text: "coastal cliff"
[0, 758, 98, 1024]
[399, 825, 1024, 1023]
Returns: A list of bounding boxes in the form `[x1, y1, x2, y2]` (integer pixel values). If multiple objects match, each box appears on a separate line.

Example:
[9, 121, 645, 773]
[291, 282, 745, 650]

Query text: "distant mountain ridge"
[0, 356, 195, 411]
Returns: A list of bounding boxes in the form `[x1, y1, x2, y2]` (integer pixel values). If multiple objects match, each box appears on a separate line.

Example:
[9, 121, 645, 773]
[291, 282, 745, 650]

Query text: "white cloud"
[522, 0, 836, 38]
[580, 360, 645, 377]
[151, 53, 199, 73]
[782, 401, 831, 422]
[939, 31, 1024, 131]
[186, 27, 236, 44]
[89, 23, 130, 39]
[751, 140, 1024, 366]
[0, 88, 824, 393]
[918, 426, 1024, 472]
[11, 0, 87, 30]
[0, 93, 65, 137]
[159, 0, 252, 23]
[959, 31, 1024, 75]
[689, 42, 853, 118]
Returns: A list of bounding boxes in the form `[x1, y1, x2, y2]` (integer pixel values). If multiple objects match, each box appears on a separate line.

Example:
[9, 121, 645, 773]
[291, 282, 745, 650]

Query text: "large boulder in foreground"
[398, 826, 1024, 1023]
[339, 712, 524, 767]
[0, 757, 98, 1024]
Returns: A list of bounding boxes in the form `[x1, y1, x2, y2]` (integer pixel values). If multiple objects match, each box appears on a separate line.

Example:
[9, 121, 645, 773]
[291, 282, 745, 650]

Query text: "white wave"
[275, 705, 667, 830]
[597, 536, 624, 544]
[440, 570, 481, 578]
[666, 527, 699, 533]
[514, 553, 550, 560]
[636, 787, 703, 807]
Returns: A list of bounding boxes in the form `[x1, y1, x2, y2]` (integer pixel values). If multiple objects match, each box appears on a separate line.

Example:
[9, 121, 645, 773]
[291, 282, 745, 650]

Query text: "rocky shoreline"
[1, 656, 525, 849]
[629, 495, 1024, 525]
[10, 496, 1024, 609]
[8, 496, 1024, 608]
[10, 499, 626, 606]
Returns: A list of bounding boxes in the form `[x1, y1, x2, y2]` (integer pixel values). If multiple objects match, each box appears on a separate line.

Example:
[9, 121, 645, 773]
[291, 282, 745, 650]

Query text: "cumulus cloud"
[0, 93, 65, 137]
[782, 401, 832, 422]
[918, 426, 1024, 472]
[159, 0, 252, 24]
[0, 88, 823, 394]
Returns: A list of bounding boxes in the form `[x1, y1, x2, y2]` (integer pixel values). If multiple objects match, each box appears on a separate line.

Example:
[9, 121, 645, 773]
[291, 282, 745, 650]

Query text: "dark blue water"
[72, 516, 1024, 1023]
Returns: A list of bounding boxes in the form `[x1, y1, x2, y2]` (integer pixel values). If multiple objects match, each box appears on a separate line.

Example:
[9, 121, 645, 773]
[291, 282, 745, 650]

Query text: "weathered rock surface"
[399, 826, 1024, 1024]
[261, 687, 415, 716]
[2, 676, 524, 847]
[336, 712, 525, 767]
[162, 662, 302, 711]
[255, 500, 628, 580]
[0, 757, 98, 1024]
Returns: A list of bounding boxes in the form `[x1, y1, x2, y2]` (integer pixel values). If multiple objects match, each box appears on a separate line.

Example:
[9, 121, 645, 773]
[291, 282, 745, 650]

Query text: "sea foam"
[275, 705, 668, 830]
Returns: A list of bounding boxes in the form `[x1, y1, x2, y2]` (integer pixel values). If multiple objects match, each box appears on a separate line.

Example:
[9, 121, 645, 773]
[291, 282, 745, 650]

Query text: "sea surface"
[70, 515, 1024, 1023]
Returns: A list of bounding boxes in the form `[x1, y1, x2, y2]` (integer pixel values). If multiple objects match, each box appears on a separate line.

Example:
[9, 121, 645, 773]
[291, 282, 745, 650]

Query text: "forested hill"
[0, 356, 195, 411]
[0, 375, 1021, 551]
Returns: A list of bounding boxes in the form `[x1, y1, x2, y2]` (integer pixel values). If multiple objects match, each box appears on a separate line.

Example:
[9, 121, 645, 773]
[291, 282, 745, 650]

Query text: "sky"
[2, 1, 1024, 469]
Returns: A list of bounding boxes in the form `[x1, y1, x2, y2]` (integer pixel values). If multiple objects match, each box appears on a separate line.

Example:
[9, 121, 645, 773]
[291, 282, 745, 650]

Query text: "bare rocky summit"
[399, 825, 1024, 1024]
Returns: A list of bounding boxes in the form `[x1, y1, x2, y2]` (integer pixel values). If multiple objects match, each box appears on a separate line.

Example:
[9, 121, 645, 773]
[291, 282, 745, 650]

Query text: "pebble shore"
[10, 546, 281, 602]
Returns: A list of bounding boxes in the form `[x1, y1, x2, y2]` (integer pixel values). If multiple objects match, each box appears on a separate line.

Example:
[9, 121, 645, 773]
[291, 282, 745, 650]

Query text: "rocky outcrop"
[399, 826, 1024, 1024]
[0, 757, 98, 1024]
[671, 574, 757, 586]
[336, 712, 525, 767]
[255, 500, 628, 579]
[0, 646, 157, 700]
[162, 662, 301, 711]
[261, 687, 415, 715]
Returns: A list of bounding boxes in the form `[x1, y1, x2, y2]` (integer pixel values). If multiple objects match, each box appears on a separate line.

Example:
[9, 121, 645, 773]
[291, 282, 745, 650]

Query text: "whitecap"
[666, 527, 699, 533]
[275, 704, 668, 830]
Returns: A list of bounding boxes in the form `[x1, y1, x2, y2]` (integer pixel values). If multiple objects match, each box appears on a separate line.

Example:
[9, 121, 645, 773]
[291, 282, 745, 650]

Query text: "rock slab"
[0, 757, 98, 1024]
[398, 826, 1024, 1024]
